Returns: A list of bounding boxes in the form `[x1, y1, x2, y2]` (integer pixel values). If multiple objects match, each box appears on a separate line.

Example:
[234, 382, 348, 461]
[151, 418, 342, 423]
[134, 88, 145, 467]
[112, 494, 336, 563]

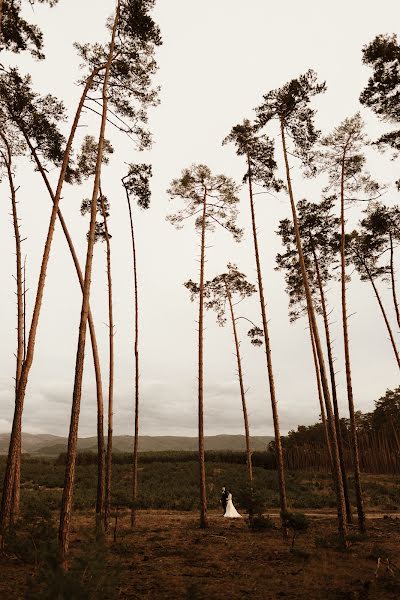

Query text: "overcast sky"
[0, 0, 399, 438]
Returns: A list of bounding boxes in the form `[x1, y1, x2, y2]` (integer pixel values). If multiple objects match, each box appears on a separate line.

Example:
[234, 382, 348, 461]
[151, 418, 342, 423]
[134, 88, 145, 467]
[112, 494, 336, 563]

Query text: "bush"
[281, 511, 309, 548]
[248, 514, 275, 531]
[26, 538, 120, 600]
[5, 494, 57, 565]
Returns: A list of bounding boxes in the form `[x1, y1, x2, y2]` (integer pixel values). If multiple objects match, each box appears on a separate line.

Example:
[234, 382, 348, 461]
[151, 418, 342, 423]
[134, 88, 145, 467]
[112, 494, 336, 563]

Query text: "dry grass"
[2, 510, 400, 599]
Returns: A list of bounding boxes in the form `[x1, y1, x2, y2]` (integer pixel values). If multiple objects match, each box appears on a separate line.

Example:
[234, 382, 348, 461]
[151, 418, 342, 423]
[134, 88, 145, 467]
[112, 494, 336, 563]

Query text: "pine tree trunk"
[247, 158, 287, 515]
[364, 263, 400, 369]
[198, 188, 208, 529]
[280, 121, 347, 544]
[124, 188, 140, 529]
[1, 138, 24, 525]
[339, 152, 366, 533]
[307, 311, 332, 468]
[58, 6, 120, 566]
[226, 287, 253, 484]
[0, 70, 99, 544]
[389, 233, 400, 330]
[100, 192, 114, 532]
[23, 133, 106, 527]
[310, 237, 353, 524]
[0, 1, 4, 36]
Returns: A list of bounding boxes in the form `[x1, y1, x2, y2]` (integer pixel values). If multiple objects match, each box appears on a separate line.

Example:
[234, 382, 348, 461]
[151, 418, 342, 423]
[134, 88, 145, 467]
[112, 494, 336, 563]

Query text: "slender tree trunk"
[0, 0, 4, 36]
[247, 158, 287, 515]
[364, 263, 400, 369]
[198, 188, 208, 529]
[58, 5, 120, 566]
[339, 152, 366, 533]
[0, 71, 99, 544]
[23, 125, 106, 527]
[280, 120, 347, 543]
[389, 233, 400, 330]
[23, 258, 26, 361]
[124, 187, 140, 528]
[100, 191, 114, 532]
[226, 286, 253, 485]
[307, 311, 332, 468]
[1, 139, 23, 525]
[310, 238, 353, 524]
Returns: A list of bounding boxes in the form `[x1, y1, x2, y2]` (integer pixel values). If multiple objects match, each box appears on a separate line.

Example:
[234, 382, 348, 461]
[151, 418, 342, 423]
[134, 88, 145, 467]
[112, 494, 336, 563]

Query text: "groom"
[220, 486, 229, 514]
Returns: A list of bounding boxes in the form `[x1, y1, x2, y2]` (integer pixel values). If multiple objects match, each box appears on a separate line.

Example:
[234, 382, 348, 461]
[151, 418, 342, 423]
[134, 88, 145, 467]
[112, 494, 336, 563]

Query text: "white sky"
[0, 0, 399, 437]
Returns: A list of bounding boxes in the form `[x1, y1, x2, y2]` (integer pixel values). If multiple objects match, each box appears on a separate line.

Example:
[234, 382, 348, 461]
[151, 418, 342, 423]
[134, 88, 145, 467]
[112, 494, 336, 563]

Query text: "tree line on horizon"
[0, 0, 399, 562]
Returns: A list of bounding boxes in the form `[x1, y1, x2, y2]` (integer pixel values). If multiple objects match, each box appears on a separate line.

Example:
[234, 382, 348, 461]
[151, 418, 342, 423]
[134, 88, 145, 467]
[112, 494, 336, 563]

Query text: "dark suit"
[221, 489, 229, 514]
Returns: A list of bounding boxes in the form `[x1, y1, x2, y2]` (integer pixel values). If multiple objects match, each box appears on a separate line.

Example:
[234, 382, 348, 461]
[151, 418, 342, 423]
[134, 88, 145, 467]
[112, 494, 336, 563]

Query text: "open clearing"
[1, 510, 400, 599]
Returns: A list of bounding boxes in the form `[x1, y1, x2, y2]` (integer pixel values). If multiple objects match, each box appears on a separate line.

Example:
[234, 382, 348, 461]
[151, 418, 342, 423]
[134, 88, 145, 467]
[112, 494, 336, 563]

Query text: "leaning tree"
[317, 112, 382, 532]
[185, 263, 262, 488]
[0, 62, 105, 544]
[348, 230, 400, 369]
[222, 119, 288, 517]
[0, 129, 26, 524]
[76, 134, 115, 532]
[255, 70, 348, 542]
[360, 202, 400, 329]
[276, 197, 353, 523]
[59, 0, 161, 564]
[0, 69, 115, 528]
[167, 165, 242, 529]
[121, 163, 152, 528]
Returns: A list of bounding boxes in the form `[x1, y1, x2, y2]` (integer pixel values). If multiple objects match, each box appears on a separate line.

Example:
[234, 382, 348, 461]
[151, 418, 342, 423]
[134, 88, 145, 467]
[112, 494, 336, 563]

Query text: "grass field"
[1, 455, 399, 513]
[1, 455, 400, 599]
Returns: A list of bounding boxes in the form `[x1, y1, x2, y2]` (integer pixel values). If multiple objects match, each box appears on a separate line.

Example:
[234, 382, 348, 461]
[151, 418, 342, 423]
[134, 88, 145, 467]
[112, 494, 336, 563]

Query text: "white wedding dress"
[224, 493, 242, 518]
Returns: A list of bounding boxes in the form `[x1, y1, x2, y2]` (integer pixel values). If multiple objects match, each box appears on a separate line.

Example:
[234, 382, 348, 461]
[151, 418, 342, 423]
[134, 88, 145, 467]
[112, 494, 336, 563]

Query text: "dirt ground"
[1, 510, 400, 599]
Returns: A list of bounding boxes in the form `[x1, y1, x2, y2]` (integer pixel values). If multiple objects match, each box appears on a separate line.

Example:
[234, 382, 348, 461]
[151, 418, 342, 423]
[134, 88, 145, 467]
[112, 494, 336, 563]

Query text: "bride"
[224, 492, 242, 518]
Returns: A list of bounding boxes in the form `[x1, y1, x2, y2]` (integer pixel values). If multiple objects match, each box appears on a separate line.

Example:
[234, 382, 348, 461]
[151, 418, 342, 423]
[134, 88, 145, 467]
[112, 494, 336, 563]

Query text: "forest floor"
[1, 509, 400, 599]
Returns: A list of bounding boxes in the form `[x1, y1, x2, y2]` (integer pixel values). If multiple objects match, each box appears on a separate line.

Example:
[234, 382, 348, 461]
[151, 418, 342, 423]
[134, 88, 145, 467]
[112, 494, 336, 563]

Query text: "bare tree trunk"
[198, 187, 208, 529]
[124, 187, 140, 528]
[0, 0, 4, 36]
[100, 191, 114, 532]
[226, 286, 253, 485]
[310, 238, 353, 524]
[280, 121, 347, 544]
[0, 70, 100, 544]
[58, 5, 120, 566]
[339, 153, 366, 533]
[307, 311, 332, 468]
[389, 233, 400, 330]
[23, 129, 106, 528]
[1, 138, 23, 525]
[246, 158, 287, 515]
[364, 263, 400, 369]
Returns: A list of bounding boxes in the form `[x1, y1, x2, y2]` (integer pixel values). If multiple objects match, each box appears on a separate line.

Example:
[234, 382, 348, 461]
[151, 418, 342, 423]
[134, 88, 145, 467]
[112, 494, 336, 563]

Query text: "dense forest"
[0, 0, 399, 576]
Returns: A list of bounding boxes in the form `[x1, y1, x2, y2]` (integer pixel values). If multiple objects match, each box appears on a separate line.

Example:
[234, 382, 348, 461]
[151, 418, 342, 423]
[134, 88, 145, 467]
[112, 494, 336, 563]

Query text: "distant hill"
[0, 433, 273, 455]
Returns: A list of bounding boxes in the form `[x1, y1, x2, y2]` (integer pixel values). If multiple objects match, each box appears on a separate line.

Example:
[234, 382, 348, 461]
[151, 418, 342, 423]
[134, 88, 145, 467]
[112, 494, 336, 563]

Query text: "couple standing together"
[220, 487, 241, 518]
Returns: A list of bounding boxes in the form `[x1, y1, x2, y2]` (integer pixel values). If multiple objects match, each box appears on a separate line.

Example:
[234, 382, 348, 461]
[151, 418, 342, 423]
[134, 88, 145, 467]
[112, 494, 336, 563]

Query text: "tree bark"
[364, 262, 400, 369]
[0, 69, 100, 544]
[307, 311, 332, 469]
[226, 286, 253, 485]
[280, 120, 347, 544]
[339, 151, 366, 533]
[247, 157, 287, 515]
[23, 128, 106, 527]
[58, 4, 120, 566]
[1, 137, 23, 525]
[389, 233, 400, 330]
[100, 191, 114, 532]
[310, 236, 353, 524]
[198, 187, 208, 529]
[124, 187, 140, 528]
